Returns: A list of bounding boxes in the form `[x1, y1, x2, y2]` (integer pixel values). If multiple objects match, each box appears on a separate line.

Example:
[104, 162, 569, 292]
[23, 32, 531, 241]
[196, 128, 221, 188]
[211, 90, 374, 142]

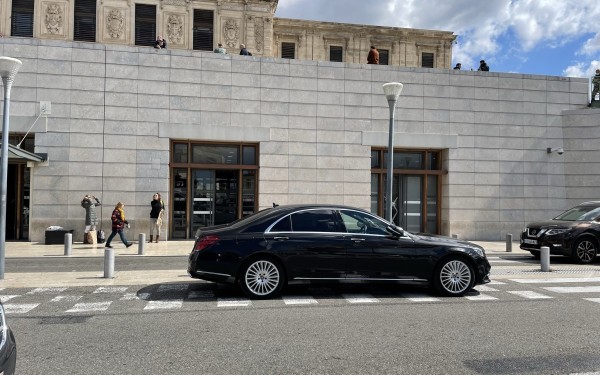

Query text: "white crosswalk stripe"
[400, 293, 440, 302]
[508, 291, 553, 299]
[0, 295, 20, 303]
[488, 280, 506, 285]
[343, 294, 379, 303]
[583, 298, 600, 305]
[144, 300, 183, 310]
[282, 296, 319, 305]
[67, 301, 112, 313]
[474, 285, 499, 292]
[93, 287, 128, 294]
[4, 303, 39, 314]
[27, 287, 67, 295]
[120, 293, 150, 301]
[465, 293, 497, 301]
[511, 277, 600, 284]
[51, 295, 82, 302]
[543, 286, 600, 293]
[217, 298, 251, 307]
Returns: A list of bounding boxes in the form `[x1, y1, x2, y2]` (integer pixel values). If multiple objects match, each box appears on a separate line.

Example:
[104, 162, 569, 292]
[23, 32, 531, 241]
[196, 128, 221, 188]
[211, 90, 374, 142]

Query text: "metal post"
[506, 233, 513, 252]
[540, 246, 550, 272]
[104, 248, 114, 278]
[138, 233, 145, 255]
[382, 82, 403, 224]
[64, 233, 72, 256]
[0, 57, 23, 280]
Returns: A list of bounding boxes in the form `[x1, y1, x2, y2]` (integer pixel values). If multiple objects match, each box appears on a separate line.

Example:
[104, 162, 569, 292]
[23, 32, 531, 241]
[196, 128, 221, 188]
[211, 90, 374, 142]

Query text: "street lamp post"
[382, 82, 403, 224]
[0, 57, 23, 279]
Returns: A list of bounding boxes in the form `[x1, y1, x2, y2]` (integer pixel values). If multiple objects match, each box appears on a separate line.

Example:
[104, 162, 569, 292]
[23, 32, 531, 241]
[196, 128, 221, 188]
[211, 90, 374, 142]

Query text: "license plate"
[523, 239, 537, 245]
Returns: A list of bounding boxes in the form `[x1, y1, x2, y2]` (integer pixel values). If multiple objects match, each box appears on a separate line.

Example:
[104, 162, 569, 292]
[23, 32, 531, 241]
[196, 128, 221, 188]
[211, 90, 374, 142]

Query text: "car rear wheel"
[239, 258, 285, 299]
[434, 257, 475, 297]
[572, 238, 597, 264]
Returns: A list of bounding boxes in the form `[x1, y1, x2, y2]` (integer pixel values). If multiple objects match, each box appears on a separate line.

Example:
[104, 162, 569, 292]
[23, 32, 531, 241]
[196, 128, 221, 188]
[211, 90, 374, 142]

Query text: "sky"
[275, 0, 600, 78]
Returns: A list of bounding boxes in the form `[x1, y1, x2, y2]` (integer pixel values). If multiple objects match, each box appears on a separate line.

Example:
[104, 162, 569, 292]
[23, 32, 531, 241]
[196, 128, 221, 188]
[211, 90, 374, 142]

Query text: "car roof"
[270, 204, 370, 213]
[578, 201, 600, 206]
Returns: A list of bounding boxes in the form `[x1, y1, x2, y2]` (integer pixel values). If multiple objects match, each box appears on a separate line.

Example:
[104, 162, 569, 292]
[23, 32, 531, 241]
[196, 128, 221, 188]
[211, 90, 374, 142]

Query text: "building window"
[74, 0, 97, 42]
[281, 42, 296, 59]
[170, 142, 259, 239]
[330, 46, 343, 62]
[421, 52, 434, 68]
[379, 49, 389, 65]
[193, 9, 214, 51]
[371, 149, 442, 234]
[11, 0, 34, 37]
[135, 4, 156, 47]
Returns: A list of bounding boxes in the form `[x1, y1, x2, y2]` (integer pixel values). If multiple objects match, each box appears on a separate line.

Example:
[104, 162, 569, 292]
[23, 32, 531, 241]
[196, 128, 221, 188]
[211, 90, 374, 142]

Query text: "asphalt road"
[7, 276, 600, 374]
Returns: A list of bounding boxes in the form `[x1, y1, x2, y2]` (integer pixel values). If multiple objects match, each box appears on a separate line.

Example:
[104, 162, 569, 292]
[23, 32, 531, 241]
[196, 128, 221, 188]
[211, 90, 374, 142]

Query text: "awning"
[4, 143, 47, 162]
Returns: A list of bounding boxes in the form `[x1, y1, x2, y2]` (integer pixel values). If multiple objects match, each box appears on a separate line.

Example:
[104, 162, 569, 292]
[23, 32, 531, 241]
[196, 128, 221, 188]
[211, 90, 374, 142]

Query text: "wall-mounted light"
[547, 147, 564, 155]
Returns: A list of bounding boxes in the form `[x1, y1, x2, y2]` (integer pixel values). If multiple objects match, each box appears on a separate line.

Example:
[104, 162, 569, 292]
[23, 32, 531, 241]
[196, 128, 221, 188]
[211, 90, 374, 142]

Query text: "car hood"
[413, 233, 483, 250]
[525, 220, 580, 228]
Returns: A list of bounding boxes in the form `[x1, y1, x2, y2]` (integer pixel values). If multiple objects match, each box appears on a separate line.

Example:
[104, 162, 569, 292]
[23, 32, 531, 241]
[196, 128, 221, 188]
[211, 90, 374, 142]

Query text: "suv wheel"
[572, 238, 598, 264]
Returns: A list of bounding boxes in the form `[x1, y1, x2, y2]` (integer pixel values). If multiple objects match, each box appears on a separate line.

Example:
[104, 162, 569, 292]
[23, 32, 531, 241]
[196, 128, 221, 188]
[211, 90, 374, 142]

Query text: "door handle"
[274, 236, 289, 241]
[350, 238, 365, 242]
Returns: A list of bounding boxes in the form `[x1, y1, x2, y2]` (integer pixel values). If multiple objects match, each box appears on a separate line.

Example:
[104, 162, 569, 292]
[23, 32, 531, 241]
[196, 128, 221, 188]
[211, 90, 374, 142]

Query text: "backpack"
[97, 229, 106, 243]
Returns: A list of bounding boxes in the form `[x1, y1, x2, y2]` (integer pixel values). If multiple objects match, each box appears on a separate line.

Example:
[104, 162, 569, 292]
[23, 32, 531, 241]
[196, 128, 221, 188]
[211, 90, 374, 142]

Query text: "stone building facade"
[0, 0, 454, 68]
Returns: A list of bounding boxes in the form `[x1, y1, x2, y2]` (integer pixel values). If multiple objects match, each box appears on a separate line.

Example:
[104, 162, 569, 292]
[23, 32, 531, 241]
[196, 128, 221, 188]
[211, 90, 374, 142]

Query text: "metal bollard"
[506, 233, 513, 252]
[452, 234, 459, 239]
[64, 233, 72, 256]
[104, 248, 114, 278]
[540, 246, 550, 272]
[138, 233, 145, 255]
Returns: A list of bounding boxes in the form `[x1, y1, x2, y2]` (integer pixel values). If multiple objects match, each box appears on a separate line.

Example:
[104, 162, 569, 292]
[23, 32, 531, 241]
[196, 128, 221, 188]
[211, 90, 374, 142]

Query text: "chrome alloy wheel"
[576, 240, 597, 263]
[439, 260, 472, 294]
[244, 260, 281, 296]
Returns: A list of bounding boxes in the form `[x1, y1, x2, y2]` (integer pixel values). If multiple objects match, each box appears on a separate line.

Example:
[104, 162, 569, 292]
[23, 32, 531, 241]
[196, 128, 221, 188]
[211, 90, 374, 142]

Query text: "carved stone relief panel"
[40, 1, 68, 39]
[254, 17, 264, 53]
[102, 7, 128, 43]
[165, 12, 186, 47]
[222, 18, 240, 49]
[160, 0, 191, 7]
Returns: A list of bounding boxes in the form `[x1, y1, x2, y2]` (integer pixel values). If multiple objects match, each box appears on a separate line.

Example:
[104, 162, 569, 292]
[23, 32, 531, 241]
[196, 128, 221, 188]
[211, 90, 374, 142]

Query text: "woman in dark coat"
[149, 193, 165, 243]
[105, 202, 133, 248]
[81, 195, 101, 234]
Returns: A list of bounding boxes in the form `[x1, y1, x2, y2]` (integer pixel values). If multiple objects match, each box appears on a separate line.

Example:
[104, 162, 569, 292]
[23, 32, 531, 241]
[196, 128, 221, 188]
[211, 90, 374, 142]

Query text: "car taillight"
[193, 235, 219, 252]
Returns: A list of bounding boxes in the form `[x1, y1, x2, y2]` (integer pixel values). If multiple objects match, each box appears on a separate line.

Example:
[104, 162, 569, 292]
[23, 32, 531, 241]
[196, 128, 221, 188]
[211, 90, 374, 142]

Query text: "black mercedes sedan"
[521, 201, 600, 263]
[188, 204, 491, 299]
[0, 302, 16, 375]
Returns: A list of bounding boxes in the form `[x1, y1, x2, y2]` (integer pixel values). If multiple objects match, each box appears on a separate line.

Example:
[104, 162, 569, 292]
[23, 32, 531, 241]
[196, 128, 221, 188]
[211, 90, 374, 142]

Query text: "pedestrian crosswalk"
[2, 276, 600, 316]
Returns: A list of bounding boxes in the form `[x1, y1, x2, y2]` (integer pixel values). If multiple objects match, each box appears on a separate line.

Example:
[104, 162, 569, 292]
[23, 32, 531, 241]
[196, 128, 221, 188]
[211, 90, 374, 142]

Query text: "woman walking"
[81, 194, 101, 241]
[105, 202, 133, 248]
[149, 193, 164, 243]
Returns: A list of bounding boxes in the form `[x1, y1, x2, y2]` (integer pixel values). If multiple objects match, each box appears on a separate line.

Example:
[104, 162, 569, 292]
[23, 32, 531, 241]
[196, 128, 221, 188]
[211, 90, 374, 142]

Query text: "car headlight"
[546, 229, 568, 236]
[470, 246, 485, 257]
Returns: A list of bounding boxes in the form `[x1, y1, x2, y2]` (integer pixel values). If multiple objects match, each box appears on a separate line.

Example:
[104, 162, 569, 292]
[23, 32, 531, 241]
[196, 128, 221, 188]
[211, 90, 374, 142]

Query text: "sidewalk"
[0, 240, 530, 289]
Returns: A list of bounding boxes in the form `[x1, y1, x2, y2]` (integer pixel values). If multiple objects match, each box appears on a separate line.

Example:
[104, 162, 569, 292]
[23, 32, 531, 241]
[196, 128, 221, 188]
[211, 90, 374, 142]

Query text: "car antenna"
[273, 202, 279, 207]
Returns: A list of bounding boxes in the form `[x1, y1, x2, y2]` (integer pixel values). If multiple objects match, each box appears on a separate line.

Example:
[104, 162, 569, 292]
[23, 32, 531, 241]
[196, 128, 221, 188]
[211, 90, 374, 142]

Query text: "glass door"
[192, 170, 214, 235]
[397, 175, 423, 233]
[214, 170, 237, 225]
[172, 168, 188, 239]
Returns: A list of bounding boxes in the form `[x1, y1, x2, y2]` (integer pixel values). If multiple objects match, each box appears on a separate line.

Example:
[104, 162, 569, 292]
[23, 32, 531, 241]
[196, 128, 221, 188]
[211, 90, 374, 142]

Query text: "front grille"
[527, 228, 545, 238]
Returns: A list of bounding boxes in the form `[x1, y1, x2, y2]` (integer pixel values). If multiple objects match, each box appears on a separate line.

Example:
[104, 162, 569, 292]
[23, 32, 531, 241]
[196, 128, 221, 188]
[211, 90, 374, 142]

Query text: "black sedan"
[521, 201, 600, 263]
[188, 204, 491, 299]
[0, 303, 16, 375]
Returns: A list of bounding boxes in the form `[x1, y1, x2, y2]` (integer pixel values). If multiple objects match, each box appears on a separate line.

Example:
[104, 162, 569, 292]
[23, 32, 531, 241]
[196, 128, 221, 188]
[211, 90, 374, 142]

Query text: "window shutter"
[379, 49, 389, 65]
[329, 46, 343, 62]
[421, 52, 434, 68]
[74, 0, 97, 42]
[281, 42, 295, 59]
[135, 4, 156, 47]
[11, 0, 34, 37]
[193, 9, 214, 51]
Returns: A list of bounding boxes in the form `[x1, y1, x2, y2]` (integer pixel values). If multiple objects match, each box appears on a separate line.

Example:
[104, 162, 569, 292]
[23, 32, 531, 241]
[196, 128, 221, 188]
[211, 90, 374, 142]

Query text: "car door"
[264, 209, 347, 280]
[338, 209, 416, 280]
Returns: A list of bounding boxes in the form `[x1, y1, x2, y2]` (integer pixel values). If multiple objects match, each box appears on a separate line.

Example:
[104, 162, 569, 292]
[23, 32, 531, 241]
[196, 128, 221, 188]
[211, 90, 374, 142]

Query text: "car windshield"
[554, 205, 600, 221]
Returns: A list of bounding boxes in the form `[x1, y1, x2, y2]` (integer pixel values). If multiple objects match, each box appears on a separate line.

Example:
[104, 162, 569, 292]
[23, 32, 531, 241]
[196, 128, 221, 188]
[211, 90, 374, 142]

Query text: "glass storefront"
[371, 149, 442, 234]
[170, 141, 258, 239]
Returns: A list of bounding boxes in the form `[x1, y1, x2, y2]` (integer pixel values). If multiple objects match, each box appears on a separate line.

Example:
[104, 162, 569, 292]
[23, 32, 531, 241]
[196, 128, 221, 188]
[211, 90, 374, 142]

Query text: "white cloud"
[564, 60, 600, 78]
[581, 32, 600, 55]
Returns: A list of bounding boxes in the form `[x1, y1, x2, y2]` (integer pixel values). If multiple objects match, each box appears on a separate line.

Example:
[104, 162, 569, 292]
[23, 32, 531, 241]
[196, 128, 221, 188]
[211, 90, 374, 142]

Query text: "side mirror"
[386, 225, 404, 238]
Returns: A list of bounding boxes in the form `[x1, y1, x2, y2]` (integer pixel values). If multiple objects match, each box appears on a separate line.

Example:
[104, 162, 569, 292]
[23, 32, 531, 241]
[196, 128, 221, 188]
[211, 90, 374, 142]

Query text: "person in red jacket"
[105, 202, 133, 248]
[367, 46, 379, 64]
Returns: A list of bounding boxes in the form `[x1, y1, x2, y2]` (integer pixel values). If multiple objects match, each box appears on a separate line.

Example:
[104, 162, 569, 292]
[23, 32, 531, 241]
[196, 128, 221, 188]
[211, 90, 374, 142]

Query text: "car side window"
[290, 210, 339, 232]
[339, 210, 389, 235]
[270, 216, 292, 232]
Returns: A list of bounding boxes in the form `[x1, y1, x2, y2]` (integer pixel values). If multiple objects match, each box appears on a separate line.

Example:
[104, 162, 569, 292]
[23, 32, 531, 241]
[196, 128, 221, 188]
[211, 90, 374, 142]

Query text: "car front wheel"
[572, 238, 598, 264]
[239, 258, 285, 299]
[434, 257, 475, 297]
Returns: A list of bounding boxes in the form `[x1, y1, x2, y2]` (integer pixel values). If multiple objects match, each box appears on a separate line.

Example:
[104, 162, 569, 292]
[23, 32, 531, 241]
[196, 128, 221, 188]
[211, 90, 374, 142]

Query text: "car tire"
[433, 257, 475, 297]
[530, 251, 541, 259]
[239, 257, 285, 299]
[571, 238, 598, 264]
